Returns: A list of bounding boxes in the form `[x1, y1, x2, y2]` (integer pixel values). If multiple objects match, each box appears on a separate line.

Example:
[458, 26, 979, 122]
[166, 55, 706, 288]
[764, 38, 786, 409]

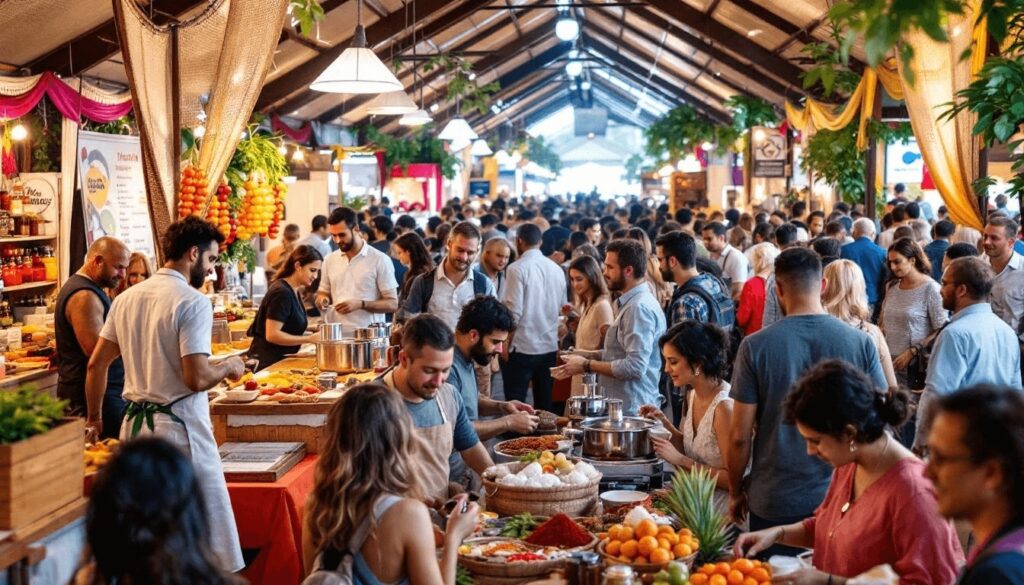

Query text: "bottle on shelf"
[0, 189, 9, 213]
[20, 250, 33, 284]
[0, 301, 13, 328]
[4, 257, 21, 286]
[42, 246, 57, 281]
[9, 180, 24, 218]
[31, 248, 45, 282]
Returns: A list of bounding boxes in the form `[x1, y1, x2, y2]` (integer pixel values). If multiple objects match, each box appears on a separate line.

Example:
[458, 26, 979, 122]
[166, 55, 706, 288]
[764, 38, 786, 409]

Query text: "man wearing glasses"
[84, 216, 247, 573]
[315, 206, 398, 331]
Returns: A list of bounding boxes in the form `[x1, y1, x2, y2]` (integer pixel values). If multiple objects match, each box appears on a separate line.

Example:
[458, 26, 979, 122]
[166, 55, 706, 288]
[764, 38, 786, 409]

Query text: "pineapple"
[663, 467, 732, 564]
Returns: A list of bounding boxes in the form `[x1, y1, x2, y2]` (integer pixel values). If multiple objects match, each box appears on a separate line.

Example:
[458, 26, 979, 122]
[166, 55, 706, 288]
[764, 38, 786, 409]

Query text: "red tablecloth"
[229, 455, 318, 585]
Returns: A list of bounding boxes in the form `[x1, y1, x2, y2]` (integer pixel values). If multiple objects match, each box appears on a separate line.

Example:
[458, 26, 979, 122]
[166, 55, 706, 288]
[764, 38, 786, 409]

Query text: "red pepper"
[506, 553, 546, 562]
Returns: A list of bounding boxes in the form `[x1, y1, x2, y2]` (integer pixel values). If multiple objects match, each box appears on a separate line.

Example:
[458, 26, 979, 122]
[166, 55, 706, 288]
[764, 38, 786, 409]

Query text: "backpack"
[679, 275, 735, 331]
[418, 266, 492, 313]
[302, 495, 403, 585]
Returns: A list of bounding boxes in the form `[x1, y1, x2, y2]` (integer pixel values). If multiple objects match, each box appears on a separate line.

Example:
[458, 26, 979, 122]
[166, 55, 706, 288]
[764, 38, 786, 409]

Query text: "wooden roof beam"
[479, 85, 567, 132]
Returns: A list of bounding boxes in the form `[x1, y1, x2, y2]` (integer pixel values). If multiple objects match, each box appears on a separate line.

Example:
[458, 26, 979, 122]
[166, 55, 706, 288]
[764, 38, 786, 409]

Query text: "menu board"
[76, 131, 155, 259]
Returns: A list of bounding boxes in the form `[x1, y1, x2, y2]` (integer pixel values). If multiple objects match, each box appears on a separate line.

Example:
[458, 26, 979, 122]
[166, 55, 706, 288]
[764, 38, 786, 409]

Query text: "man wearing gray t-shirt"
[726, 248, 887, 555]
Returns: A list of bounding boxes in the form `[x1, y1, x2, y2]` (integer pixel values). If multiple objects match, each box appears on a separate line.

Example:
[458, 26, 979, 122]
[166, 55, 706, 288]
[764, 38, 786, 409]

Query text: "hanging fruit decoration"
[176, 165, 210, 219]
[206, 182, 237, 249]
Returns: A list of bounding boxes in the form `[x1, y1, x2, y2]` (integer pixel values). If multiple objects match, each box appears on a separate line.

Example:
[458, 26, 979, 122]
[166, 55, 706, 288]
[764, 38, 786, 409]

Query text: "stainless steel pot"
[317, 339, 374, 372]
[578, 399, 655, 460]
[319, 322, 344, 342]
[368, 322, 393, 339]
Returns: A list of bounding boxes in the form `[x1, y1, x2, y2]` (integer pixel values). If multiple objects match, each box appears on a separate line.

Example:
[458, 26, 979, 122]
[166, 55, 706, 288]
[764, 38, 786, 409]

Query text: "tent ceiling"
[0, 0, 865, 134]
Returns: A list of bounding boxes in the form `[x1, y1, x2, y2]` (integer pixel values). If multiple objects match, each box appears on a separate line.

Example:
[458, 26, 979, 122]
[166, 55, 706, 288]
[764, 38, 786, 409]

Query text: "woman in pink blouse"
[734, 359, 963, 584]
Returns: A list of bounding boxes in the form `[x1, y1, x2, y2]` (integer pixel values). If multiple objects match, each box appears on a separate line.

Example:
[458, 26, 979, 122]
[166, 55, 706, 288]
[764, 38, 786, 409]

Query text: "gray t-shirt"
[730, 314, 887, 520]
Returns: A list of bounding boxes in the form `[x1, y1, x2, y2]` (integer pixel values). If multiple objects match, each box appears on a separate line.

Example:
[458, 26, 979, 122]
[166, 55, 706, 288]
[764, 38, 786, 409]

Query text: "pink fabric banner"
[0, 72, 133, 123]
[271, 115, 312, 144]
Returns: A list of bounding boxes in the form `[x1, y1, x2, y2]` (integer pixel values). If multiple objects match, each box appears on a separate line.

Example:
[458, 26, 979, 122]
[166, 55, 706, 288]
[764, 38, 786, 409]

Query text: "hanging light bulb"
[581, 80, 592, 91]
[278, 144, 289, 155]
[438, 117, 478, 142]
[292, 148, 305, 162]
[309, 0, 402, 94]
[399, 109, 433, 126]
[193, 125, 206, 139]
[366, 90, 419, 115]
[565, 60, 583, 77]
[752, 128, 767, 143]
[555, 15, 580, 42]
[471, 139, 493, 156]
[700, 141, 714, 151]
[10, 123, 27, 141]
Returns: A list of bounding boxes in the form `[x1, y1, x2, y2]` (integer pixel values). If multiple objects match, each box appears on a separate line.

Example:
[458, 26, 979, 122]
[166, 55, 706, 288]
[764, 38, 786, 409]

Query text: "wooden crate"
[0, 418, 85, 530]
[211, 401, 332, 454]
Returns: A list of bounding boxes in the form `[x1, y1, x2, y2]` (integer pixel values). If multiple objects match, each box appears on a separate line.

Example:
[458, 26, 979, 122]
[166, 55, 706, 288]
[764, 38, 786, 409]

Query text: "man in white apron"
[377, 314, 493, 503]
[85, 216, 247, 572]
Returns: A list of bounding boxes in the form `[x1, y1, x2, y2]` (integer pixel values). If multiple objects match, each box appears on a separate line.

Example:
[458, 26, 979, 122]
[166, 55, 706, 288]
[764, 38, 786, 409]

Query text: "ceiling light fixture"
[399, 109, 433, 126]
[430, 103, 440, 112]
[555, 15, 580, 42]
[366, 90, 419, 115]
[438, 117, 478, 142]
[581, 80, 592, 90]
[565, 60, 583, 77]
[471, 139, 493, 156]
[310, 0, 402, 94]
[10, 123, 27, 141]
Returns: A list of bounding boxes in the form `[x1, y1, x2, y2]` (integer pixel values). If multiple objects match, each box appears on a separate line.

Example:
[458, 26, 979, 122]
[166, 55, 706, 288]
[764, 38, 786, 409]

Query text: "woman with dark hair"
[735, 359, 963, 583]
[879, 237, 947, 393]
[304, 383, 478, 585]
[926, 385, 1024, 584]
[392, 232, 434, 306]
[564, 255, 613, 399]
[75, 437, 242, 585]
[247, 245, 323, 371]
[640, 321, 734, 509]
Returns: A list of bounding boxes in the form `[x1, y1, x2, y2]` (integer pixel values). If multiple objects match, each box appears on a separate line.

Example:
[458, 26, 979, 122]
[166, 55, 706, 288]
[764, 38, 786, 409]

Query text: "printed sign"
[76, 131, 155, 259]
[752, 127, 787, 178]
[885, 139, 924, 185]
[18, 173, 60, 235]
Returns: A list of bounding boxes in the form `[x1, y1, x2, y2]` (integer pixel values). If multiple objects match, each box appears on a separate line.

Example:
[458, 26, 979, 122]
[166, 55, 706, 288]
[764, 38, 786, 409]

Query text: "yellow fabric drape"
[784, 70, 877, 150]
[897, 1, 986, 229]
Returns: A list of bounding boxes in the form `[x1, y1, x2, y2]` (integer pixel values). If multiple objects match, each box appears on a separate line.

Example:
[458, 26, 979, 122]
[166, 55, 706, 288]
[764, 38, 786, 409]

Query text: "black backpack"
[678, 275, 736, 330]
[417, 266, 492, 313]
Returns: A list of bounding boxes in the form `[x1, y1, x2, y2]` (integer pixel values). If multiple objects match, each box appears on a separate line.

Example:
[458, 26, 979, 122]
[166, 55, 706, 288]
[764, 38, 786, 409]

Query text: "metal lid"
[579, 416, 655, 431]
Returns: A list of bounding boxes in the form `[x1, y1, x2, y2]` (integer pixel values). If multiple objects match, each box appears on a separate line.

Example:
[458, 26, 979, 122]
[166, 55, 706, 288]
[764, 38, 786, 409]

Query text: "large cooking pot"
[319, 322, 344, 342]
[577, 399, 655, 460]
[567, 373, 607, 422]
[317, 339, 374, 372]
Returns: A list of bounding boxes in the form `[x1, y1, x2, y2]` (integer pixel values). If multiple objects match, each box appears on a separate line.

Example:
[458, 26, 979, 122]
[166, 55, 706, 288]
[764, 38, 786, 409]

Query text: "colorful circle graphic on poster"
[80, 146, 114, 237]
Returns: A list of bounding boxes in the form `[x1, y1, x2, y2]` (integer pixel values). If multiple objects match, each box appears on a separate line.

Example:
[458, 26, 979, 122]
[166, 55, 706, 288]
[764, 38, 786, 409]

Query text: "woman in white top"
[879, 238, 947, 389]
[640, 321, 733, 511]
[563, 255, 613, 398]
[822, 260, 899, 389]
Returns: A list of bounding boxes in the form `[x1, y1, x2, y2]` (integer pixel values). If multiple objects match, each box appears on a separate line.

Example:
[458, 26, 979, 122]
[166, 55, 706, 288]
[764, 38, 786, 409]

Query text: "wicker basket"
[458, 538, 566, 580]
[482, 463, 601, 517]
[596, 541, 698, 575]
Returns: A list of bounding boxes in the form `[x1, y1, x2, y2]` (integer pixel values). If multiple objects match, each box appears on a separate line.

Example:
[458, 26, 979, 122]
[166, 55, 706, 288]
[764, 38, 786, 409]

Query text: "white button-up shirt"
[502, 248, 567, 355]
[991, 251, 1024, 338]
[715, 243, 750, 287]
[428, 264, 496, 331]
[318, 241, 398, 330]
[100, 268, 212, 404]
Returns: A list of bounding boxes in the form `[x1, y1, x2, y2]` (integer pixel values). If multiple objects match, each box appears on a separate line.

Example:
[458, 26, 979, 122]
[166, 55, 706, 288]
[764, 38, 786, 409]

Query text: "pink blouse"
[802, 458, 963, 584]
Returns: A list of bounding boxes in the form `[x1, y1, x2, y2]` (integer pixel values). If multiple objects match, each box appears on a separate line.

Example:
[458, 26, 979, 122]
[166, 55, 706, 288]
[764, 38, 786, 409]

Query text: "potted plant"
[0, 386, 84, 530]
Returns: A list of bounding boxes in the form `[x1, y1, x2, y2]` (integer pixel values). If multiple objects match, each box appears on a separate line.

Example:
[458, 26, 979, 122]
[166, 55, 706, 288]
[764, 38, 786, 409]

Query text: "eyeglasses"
[926, 450, 975, 468]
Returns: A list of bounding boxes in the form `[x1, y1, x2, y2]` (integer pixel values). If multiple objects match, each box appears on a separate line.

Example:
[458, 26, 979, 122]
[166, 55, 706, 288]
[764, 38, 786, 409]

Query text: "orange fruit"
[658, 524, 676, 535]
[619, 526, 635, 542]
[650, 547, 672, 564]
[679, 528, 693, 538]
[715, 562, 732, 575]
[607, 525, 622, 541]
[733, 559, 755, 574]
[750, 568, 771, 582]
[636, 519, 659, 538]
[690, 575, 709, 585]
[620, 539, 638, 559]
[727, 570, 745, 585]
[743, 579, 758, 585]
[635, 556, 648, 565]
[657, 537, 672, 550]
[637, 535, 659, 556]
[605, 540, 621, 556]
[709, 575, 728, 585]
[662, 532, 680, 546]
[618, 555, 632, 564]
[700, 564, 718, 575]
[673, 543, 693, 558]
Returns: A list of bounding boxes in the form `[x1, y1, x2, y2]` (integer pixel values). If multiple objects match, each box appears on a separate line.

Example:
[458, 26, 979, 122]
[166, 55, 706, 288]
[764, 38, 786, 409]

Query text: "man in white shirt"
[297, 214, 331, 260]
[315, 206, 399, 331]
[983, 216, 1024, 338]
[84, 217, 246, 572]
[396, 221, 495, 330]
[702, 221, 749, 300]
[878, 204, 910, 249]
[501, 223, 567, 412]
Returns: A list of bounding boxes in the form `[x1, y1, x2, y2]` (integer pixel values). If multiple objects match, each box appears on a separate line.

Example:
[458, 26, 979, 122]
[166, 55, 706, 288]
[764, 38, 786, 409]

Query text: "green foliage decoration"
[423, 54, 500, 115]
[289, 0, 326, 38]
[0, 386, 68, 445]
[525, 135, 562, 175]
[800, 38, 863, 97]
[366, 126, 460, 180]
[802, 124, 866, 205]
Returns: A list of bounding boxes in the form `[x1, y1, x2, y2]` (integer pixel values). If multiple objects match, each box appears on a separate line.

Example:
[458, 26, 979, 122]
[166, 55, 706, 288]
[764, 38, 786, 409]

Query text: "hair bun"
[876, 387, 911, 427]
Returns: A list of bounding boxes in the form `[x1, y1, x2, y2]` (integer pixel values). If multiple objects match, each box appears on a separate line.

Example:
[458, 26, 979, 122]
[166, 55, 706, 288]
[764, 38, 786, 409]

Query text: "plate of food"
[494, 435, 572, 463]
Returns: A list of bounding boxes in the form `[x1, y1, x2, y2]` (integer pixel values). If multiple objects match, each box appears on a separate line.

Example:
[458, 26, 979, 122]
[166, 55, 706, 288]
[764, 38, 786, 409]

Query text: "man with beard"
[913, 257, 1022, 452]
[555, 239, 665, 415]
[85, 217, 246, 572]
[983, 216, 1024, 339]
[315, 206, 398, 331]
[378, 314, 493, 503]
[55, 237, 131, 439]
[396, 221, 495, 330]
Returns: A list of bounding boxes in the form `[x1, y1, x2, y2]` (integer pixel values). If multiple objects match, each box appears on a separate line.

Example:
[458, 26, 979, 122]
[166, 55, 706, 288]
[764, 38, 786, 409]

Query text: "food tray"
[458, 538, 566, 579]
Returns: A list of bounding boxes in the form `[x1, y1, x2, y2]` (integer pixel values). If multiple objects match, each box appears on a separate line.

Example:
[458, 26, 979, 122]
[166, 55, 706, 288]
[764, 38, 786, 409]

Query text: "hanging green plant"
[801, 124, 865, 205]
[799, 37, 863, 98]
[423, 54, 500, 115]
[289, 0, 326, 38]
[525, 135, 562, 175]
[366, 126, 460, 179]
[27, 96, 61, 173]
[82, 114, 135, 135]
[724, 95, 778, 133]
[644, 105, 717, 160]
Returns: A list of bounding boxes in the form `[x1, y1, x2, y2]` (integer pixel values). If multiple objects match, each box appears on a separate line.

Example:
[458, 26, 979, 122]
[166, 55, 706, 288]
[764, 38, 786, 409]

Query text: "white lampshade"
[438, 117, 478, 142]
[555, 16, 580, 42]
[450, 137, 473, 153]
[471, 139, 493, 156]
[399, 109, 433, 126]
[310, 25, 403, 94]
[366, 91, 419, 115]
[565, 60, 583, 77]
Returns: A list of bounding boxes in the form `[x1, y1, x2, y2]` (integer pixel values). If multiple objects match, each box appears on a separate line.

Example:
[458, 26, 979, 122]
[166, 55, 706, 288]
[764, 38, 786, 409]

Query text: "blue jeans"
[500, 351, 557, 412]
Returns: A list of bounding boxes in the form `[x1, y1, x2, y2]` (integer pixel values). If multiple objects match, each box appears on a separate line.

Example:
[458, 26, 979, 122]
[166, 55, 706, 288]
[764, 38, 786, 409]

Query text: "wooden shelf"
[0, 236, 56, 244]
[2, 280, 57, 293]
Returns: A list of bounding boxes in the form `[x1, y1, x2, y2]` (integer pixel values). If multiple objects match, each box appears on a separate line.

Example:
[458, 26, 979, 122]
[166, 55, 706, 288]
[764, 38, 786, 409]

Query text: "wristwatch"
[584, 359, 592, 373]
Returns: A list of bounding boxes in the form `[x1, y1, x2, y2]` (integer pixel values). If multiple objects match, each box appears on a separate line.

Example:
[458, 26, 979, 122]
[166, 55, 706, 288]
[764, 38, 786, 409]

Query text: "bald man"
[56, 237, 131, 438]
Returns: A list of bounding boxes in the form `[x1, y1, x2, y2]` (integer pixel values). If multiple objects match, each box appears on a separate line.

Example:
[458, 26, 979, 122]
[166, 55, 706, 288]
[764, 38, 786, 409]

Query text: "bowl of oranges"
[689, 559, 772, 585]
[597, 517, 699, 573]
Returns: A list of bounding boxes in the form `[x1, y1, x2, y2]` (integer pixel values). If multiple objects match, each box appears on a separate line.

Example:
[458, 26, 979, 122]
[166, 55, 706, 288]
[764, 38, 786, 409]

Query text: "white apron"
[121, 392, 244, 572]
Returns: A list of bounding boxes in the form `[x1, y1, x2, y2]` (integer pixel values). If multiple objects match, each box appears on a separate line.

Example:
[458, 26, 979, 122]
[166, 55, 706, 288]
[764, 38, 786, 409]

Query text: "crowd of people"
[59, 189, 1024, 584]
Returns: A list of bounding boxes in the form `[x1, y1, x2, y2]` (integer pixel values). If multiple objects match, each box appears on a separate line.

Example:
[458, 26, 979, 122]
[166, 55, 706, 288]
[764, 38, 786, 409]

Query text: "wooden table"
[0, 499, 86, 585]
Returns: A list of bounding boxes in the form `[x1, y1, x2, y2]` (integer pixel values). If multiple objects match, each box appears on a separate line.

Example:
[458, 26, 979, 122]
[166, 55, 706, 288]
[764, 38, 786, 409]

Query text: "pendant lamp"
[310, 0, 402, 94]
[438, 117, 477, 142]
[471, 139, 493, 156]
[399, 109, 433, 126]
[366, 91, 419, 115]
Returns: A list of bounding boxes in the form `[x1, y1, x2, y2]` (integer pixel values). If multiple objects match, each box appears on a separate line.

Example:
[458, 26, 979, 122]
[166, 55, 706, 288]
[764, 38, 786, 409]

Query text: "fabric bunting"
[0, 72, 133, 123]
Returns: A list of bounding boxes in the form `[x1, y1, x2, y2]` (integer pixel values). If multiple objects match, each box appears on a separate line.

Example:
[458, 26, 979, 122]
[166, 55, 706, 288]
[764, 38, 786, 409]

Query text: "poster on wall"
[76, 131, 155, 260]
[885, 139, 923, 185]
[752, 127, 787, 178]
[18, 173, 60, 235]
[670, 171, 707, 212]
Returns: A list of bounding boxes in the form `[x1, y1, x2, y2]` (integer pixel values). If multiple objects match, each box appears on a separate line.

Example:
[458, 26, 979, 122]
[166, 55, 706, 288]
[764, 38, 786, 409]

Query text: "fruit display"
[485, 454, 600, 487]
[689, 559, 771, 585]
[176, 165, 210, 219]
[599, 508, 699, 567]
[235, 171, 286, 240]
[206, 182, 237, 248]
[84, 438, 120, 474]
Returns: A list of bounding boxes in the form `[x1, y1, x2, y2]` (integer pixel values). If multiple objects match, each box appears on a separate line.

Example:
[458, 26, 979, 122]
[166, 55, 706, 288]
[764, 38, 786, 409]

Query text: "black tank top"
[55, 274, 124, 409]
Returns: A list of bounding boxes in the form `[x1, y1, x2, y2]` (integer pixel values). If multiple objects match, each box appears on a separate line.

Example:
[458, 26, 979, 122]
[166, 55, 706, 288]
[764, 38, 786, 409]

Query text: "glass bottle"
[42, 246, 57, 281]
[601, 565, 634, 585]
[0, 302, 13, 328]
[31, 249, 45, 282]
[9, 180, 23, 218]
[19, 252, 33, 283]
[0, 190, 9, 213]
[5, 257, 21, 286]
